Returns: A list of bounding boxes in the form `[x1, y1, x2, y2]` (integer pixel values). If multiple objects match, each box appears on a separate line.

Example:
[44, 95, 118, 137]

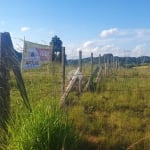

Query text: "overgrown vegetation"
[67, 65, 150, 150]
[7, 100, 80, 150]
[1, 63, 150, 150]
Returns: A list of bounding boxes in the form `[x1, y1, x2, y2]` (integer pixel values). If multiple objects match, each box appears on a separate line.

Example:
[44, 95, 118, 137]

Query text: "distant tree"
[50, 35, 62, 62]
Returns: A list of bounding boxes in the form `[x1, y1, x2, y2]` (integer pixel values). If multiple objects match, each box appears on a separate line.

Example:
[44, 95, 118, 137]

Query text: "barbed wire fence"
[7, 36, 150, 111]
[1, 35, 150, 150]
[11, 49, 149, 106]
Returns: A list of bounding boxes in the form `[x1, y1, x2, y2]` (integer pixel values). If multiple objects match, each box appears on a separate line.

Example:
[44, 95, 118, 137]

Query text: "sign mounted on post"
[22, 40, 52, 69]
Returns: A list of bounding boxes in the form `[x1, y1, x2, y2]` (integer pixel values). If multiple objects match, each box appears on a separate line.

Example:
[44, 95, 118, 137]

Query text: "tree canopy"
[50, 35, 63, 62]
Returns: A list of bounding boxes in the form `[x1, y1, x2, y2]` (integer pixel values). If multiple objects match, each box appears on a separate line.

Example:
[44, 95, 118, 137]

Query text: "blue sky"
[0, 0, 150, 58]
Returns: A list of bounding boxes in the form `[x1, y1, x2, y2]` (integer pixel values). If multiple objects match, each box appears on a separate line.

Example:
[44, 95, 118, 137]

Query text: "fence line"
[60, 50, 118, 107]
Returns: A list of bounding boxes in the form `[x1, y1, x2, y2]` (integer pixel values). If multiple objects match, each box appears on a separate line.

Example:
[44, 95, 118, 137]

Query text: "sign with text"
[22, 41, 52, 69]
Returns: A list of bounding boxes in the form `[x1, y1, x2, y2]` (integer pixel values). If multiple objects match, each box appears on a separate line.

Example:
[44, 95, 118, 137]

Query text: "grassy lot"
[1, 63, 150, 150]
[67, 65, 150, 150]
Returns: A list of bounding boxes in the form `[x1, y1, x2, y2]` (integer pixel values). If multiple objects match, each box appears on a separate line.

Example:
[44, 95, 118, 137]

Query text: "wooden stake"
[99, 54, 101, 68]
[62, 47, 65, 94]
[79, 50, 82, 72]
[91, 52, 93, 74]
[60, 68, 80, 107]
[79, 50, 82, 93]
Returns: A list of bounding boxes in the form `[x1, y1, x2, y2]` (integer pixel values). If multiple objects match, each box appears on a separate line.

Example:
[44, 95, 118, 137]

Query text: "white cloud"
[12, 27, 150, 58]
[131, 44, 145, 57]
[83, 40, 95, 48]
[100, 28, 118, 38]
[20, 26, 31, 32]
[68, 28, 150, 59]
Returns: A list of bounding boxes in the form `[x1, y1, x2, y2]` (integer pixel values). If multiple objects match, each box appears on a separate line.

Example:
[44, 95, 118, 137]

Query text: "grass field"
[1, 63, 150, 150]
[68, 66, 150, 149]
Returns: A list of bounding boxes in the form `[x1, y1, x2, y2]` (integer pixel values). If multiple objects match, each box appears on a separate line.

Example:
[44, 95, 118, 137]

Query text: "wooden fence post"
[79, 50, 82, 93]
[60, 67, 80, 107]
[112, 56, 115, 72]
[62, 47, 65, 94]
[0, 33, 1, 60]
[95, 54, 102, 83]
[107, 56, 109, 76]
[91, 52, 93, 74]
[99, 54, 101, 68]
[104, 55, 107, 76]
[79, 50, 82, 72]
[116, 57, 118, 71]
[110, 54, 113, 74]
[0, 33, 10, 130]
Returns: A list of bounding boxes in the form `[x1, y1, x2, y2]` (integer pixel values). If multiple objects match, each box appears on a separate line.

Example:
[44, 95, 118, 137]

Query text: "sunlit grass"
[7, 100, 80, 150]
[67, 66, 150, 149]
[1, 64, 150, 149]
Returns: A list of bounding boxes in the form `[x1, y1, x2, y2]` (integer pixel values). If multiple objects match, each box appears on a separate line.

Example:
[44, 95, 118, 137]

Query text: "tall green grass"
[2, 63, 150, 150]
[7, 100, 80, 150]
